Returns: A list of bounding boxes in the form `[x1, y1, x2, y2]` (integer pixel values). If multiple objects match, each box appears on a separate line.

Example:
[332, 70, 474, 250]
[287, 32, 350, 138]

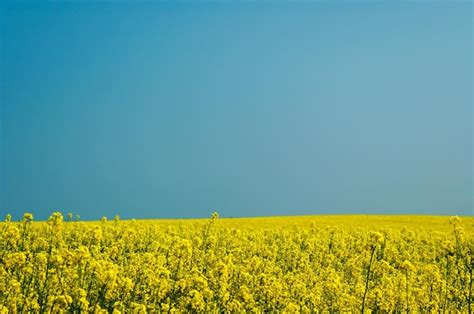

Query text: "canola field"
[0, 212, 473, 313]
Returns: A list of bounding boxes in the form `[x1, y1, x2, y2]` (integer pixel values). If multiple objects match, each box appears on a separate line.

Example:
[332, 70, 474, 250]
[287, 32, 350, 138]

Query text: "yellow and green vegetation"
[0, 212, 473, 312]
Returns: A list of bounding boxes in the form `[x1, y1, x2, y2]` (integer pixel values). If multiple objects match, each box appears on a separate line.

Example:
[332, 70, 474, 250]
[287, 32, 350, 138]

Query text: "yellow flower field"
[0, 212, 473, 313]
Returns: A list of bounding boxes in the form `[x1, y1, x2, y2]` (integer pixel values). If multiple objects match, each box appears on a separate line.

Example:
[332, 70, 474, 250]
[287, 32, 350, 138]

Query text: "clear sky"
[0, 1, 472, 220]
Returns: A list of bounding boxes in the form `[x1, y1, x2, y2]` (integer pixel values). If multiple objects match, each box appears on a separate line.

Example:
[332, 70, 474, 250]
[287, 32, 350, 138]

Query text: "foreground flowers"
[0, 212, 472, 312]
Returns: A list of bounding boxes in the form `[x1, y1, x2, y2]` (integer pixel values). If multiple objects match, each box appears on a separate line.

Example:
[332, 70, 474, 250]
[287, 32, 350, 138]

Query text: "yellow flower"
[369, 231, 384, 246]
[399, 260, 415, 272]
[22, 213, 34, 222]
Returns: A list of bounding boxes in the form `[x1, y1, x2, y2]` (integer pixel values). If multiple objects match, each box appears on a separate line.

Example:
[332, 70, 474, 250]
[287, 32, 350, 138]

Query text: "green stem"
[361, 245, 376, 313]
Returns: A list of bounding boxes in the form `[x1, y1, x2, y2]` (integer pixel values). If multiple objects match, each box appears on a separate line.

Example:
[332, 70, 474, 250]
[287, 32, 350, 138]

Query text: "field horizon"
[4, 212, 473, 222]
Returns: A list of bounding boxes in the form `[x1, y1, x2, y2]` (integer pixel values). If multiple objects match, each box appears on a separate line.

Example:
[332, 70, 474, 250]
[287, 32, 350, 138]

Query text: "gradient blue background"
[0, 1, 472, 220]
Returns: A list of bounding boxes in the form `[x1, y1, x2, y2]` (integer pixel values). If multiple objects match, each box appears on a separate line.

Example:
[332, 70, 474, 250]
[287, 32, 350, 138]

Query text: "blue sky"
[0, 1, 472, 220]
